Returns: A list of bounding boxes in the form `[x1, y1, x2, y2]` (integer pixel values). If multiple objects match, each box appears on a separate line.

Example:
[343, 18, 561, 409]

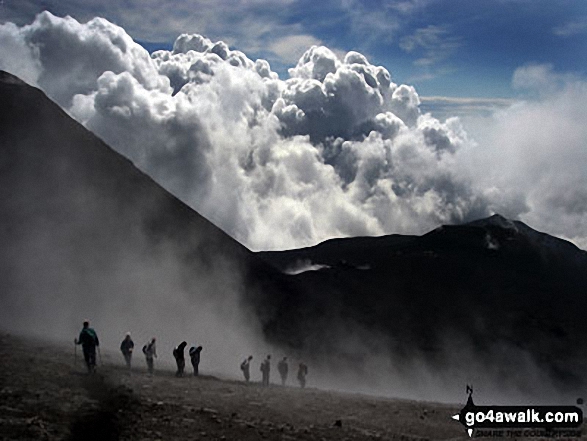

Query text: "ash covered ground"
[0, 333, 472, 441]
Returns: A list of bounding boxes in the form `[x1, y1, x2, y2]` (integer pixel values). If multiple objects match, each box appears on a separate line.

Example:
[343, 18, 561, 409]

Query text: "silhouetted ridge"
[256, 214, 587, 392]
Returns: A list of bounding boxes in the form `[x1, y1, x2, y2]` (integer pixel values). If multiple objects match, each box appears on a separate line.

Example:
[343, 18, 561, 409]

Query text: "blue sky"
[2, 0, 586, 100]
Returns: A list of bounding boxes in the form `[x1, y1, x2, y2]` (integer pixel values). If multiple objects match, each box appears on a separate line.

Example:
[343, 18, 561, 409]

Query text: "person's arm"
[95, 334, 100, 347]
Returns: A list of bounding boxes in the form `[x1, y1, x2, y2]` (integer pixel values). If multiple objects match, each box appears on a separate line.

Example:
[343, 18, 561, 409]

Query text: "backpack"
[142, 345, 147, 354]
[240, 360, 246, 371]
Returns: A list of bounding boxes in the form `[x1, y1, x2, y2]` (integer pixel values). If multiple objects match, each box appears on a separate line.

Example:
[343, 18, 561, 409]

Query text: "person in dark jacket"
[260, 354, 271, 386]
[75, 321, 99, 373]
[189, 346, 203, 376]
[120, 333, 134, 369]
[277, 357, 288, 386]
[142, 338, 157, 375]
[173, 341, 187, 377]
[240, 355, 253, 382]
[297, 362, 308, 388]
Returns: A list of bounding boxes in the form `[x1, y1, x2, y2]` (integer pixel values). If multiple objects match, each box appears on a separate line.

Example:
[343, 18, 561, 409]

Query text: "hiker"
[120, 333, 134, 369]
[173, 341, 187, 377]
[297, 362, 308, 388]
[189, 345, 203, 376]
[277, 357, 288, 386]
[142, 337, 157, 375]
[260, 354, 271, 386]
[75, 320, 99, 373]
[240, 355, 253, 382]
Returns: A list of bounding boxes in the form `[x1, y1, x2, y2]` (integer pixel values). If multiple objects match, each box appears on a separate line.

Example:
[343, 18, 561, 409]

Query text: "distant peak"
[465, 213, 518, 230]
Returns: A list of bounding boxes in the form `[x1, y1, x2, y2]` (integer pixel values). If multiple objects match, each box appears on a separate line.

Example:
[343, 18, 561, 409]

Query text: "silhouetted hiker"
[75, 321, 99, 373]
[173, 341, 187, 377]
[297, 362, 308, 388]
[189, 345, 203, 376]
[466, 384, 474, 407]
[260, 354, 271, 386]
[278, 357, 288, 386]
[120, 333, 134, 369]
[240, 355, 253, 382]
[142, 337, 157, 375]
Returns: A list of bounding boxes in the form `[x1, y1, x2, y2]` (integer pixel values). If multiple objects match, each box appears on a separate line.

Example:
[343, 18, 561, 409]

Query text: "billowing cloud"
[1, 13, 585, 251]
[0, 22, 42, 86]
[0, 12, 169, 108]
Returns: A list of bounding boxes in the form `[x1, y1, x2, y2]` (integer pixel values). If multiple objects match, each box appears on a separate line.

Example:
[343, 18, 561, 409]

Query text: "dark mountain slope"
[257, 215, 587, 390]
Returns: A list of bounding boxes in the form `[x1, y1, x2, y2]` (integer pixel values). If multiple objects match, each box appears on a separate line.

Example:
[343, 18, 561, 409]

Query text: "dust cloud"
[0, 108, 274, 380]
[296, 322, 582, 406]
[0, 217, 272, 378]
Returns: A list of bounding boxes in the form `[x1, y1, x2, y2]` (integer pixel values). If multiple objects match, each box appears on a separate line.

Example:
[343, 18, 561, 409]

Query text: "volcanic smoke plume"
[7, 11, 587, 252]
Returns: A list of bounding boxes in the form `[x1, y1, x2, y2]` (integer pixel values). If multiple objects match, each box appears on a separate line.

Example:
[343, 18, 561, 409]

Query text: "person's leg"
[83, 347, 91, 372]
[87, 347, 96, 372]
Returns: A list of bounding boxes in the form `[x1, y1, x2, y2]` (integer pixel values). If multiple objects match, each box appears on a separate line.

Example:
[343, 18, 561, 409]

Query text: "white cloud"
[340, 0, 430, 46]
[399, 25, 462, 67]
[0, 11, 169, 107]
[459, 68, 587, 248]
[2, 13, 587, 251]
[269, 35, 323, 65]
[0, 22, 41, 86]
[553, 17, 587, 37]
[512, 63, 580, 96]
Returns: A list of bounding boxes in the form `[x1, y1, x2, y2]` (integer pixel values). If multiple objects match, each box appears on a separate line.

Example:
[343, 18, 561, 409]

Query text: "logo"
[451, 385, 583, 438]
